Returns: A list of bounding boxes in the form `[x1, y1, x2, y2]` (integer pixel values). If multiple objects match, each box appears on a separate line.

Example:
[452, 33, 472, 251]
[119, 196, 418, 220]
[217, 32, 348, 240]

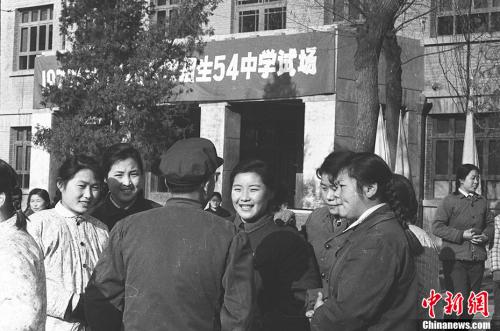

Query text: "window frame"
[16, 5, 54, 71]
[235, 0, 287, 33]
[429, 113, 500, 199]
[10, 127, 32, 190]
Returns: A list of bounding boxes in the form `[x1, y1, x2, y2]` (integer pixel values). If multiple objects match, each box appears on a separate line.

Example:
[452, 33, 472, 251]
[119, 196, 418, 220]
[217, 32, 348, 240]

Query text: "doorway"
[234, 100, 304, 208]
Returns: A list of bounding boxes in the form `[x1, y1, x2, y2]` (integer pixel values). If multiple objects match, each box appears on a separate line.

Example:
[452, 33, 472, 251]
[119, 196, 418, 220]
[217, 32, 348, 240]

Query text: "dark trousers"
[442, 260, 485, 321]
[493, 281, 500, 325]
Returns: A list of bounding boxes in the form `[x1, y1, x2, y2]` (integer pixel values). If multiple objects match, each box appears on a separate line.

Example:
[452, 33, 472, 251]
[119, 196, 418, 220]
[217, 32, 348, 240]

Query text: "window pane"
[456, 0, 470, 10]
[26, 128, 32, 140]
[436, 117, 450, 133]
[455, 117, 466, 134]
[264, 7, 286, 30]
[491, 12, 500, 31]
[487, 181, 500, 199]
[20, 28, 28, 52]
[29, 55, 36, 69]
[23, 174, 30, 189]
[18, 174, 23, 187]
[22, 11, 30, 23]
[488, 140, 500, 175]
[157, 0, 167, 5]
[436, 140, 449, 175]
[349, 1, 362, 20]
[39, 25, 46, 51]
[31, 9, 38, 22]
[25, 146, 31, 171]
[157, 10, 166, 24]
[453, 140, 464, 173]
[474, 0, 487, 8]
[494, 0, 500, 7]
[17, 129, 23, 141]
[30, 26, 38, 51]
[434, 181, 450, 198]
[40, 8, 48, 21]
[16, 146, 23, 170]
[239, 10, 259, 32]
[470, 13, 488, 33]
[170, 0, 179, 4]
[48, 25, 53, 50]
[438, 16, 454, 35]
[19, 56, 28, 70]
[49, 7, 53, 19]
[440, 0, 452, 11]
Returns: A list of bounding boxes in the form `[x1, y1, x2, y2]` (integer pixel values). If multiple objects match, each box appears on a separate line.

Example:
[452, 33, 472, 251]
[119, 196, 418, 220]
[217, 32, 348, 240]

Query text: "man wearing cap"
[84, 138, 255, 331]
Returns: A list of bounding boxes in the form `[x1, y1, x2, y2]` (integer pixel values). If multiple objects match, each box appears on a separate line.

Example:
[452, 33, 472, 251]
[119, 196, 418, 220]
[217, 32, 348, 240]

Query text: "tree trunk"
[354, 21, 385, 152]
[383, 29, 402, 169]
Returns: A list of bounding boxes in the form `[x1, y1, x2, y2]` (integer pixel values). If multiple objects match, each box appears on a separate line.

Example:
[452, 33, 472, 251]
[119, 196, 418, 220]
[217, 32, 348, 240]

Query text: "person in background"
[204, 191, 232, 219]
[490, 214, 500, 329]
[303, 151, 355, 288]
[24, 188, 51, 216]
[432, 164, 493, 321]
[27, 155, 109, 331]
[85, 138, 255, 331]
[310, 153, 422, 331]
[12, 186, 22, 211]
[231, 159, 320, 331]
[92, 143, 160, 230]
[0, 159, 46, 331]
[392, 174, 441, 322]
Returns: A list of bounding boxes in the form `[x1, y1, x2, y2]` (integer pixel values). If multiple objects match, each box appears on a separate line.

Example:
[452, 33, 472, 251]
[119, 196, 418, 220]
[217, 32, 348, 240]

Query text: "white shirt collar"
[344, 203, 386, 232]
[458, 188, 473, 197]
[55, 201, 80, 218]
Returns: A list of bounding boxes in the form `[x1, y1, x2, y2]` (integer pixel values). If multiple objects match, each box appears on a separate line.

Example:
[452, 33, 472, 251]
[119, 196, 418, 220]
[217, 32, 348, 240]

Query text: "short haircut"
[57, 154, 103, 187]
[101, 143, 144, 177]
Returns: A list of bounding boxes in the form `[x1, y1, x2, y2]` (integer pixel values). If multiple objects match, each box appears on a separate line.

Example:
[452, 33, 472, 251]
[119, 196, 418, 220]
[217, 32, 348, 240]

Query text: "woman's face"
[209, 196, 222, 210]
[231, 172, 273, 223]
[29, 194, 48, 213]
[106, 157, 143, 206]
[460, 169, 480, 194]
[58, 169, 100, 215]
[320, 173, 341, 215]
[334, 169, 367, 220]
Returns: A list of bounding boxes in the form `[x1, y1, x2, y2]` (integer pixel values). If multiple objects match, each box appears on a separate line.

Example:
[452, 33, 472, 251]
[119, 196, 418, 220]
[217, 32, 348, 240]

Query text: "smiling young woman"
[26, 154, 109, 330]
[91, 143, 160, 230]
[230, 159, 320, 331]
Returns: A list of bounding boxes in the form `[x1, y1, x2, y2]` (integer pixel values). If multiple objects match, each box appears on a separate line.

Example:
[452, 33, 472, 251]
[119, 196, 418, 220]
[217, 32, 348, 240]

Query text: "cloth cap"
[159, 138, 223, 187]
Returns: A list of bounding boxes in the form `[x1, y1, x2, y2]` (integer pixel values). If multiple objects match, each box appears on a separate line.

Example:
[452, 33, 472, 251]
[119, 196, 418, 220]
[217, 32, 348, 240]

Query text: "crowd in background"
[0, 137, 499, 331]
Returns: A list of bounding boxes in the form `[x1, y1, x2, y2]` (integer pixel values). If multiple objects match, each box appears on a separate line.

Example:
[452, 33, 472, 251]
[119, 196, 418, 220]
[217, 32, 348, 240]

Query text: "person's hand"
[471, 233, 488, 245]
[314, 291, 324, 310]
[305, 292, 324, 320]
[463, 228, 476, 241]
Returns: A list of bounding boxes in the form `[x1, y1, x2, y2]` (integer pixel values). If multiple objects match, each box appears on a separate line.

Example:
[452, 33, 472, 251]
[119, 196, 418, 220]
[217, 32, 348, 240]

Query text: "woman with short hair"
[27, 154, 109, 331]
[92, 143, 160, 230]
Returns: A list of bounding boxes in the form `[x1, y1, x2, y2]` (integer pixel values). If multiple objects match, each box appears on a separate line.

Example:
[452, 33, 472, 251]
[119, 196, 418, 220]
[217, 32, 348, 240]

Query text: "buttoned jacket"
[311, 205, 417, 331]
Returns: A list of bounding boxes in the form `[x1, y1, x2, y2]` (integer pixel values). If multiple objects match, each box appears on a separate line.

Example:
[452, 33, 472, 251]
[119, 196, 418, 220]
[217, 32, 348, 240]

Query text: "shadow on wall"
[262, 71, 298, 100]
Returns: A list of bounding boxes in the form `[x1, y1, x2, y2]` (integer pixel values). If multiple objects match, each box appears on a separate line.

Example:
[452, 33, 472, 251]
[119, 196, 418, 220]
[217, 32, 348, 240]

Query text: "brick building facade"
[1, 0, 425, 213]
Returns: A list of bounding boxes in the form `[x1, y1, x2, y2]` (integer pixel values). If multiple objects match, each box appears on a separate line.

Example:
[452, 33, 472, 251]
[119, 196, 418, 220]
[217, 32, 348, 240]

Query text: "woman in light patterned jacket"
[0, 159, 46, 330]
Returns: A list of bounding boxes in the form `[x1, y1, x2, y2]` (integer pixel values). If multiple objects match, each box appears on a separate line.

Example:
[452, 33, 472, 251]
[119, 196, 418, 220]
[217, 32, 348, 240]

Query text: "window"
[239, 10, 259, 32]
[235, 0, 286, 33]
[10, 127, 32, 189]
[17, 5, 53, 70]
[436, 0, 500, 35]
[264, 7, 286, 30]
[428, 114, 500, 199]
[152, 0, 179, 25]
[325, 0, 364, 23]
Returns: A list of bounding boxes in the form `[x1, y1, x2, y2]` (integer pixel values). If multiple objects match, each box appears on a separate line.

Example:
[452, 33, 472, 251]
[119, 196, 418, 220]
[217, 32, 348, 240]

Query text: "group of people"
[0, 136, 496, 331]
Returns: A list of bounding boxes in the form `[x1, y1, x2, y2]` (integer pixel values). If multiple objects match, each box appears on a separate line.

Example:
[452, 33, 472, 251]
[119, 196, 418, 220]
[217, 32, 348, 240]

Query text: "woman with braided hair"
[0, 159, 46, 330]
[309, 152, 422, 331]
[432, 164, 493, 321]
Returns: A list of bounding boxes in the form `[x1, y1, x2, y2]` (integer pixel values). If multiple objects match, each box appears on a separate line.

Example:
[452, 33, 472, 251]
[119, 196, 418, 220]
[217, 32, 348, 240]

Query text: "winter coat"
[0, 214, 47, 331]
[310, 204, 417, 331]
